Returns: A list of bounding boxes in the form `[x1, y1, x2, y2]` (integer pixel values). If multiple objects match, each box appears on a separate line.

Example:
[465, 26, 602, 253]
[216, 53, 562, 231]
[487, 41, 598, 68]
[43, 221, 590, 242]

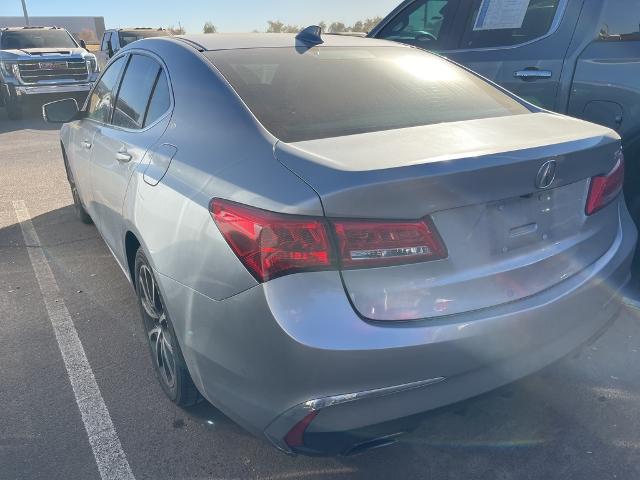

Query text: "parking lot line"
[12, 200, 135, 480]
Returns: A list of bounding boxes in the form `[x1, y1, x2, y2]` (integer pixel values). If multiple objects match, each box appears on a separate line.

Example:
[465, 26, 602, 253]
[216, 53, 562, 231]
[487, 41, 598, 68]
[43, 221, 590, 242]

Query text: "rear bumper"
[157, 201, 637, 455]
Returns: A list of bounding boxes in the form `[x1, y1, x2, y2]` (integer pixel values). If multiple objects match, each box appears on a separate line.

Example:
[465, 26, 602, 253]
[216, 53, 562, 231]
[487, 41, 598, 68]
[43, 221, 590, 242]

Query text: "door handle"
[82, 140, 92, 149]
[514, 69, 552, 80]
[116, 151, 132, 163]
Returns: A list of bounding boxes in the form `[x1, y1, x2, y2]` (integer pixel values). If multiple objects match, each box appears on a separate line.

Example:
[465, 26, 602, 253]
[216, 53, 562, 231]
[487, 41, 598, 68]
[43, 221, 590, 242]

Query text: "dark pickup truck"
[370, 0, 640, 219]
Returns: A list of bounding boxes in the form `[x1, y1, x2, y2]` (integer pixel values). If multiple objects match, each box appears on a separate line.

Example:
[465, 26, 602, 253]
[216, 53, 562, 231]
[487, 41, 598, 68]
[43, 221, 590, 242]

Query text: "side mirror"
[42, 98, 80, 123]
[106, 40, 114, 57]
[79, 39, 87, 50]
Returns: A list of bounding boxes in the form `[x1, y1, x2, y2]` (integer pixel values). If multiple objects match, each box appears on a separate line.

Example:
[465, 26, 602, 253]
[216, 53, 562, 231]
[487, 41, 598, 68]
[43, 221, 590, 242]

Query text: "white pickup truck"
[0, 26, 99, 120]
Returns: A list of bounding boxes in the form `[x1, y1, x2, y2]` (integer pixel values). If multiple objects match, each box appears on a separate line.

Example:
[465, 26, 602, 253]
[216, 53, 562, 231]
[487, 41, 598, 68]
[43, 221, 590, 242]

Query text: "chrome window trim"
[83, 48, 174, 134]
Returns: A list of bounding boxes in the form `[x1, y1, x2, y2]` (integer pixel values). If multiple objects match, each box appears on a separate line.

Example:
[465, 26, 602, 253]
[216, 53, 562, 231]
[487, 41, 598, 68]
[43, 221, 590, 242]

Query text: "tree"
[318, 21, 327, 33]
[266, 20, 285, 33]
[282, 24, 301, 33]
[351, 21, 365, 33]
[167, 24, 186, 35]
[362, 17, 383, 33]
[329, 22, 347, 33]
[203, 21, 217, 34]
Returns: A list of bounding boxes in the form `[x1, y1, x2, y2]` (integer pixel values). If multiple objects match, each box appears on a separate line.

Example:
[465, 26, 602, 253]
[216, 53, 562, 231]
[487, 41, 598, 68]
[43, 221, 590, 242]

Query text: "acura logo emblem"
[536, 160, 557, 189]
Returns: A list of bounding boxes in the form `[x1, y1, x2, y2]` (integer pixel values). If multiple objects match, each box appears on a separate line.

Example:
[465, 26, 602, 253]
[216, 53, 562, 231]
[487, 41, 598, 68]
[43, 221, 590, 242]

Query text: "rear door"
[443, 0, 584, 110]
[89, 52, 173, 261]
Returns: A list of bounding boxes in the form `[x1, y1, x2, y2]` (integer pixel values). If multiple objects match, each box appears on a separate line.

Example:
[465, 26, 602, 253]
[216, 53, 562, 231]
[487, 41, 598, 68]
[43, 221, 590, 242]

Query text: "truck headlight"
[86, 55, 99, 73]
[0, 61, 18, 77]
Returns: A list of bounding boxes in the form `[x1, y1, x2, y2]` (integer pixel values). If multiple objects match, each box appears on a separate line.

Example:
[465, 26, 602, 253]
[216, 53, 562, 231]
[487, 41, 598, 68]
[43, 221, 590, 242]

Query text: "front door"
[72, 54, 127, 218]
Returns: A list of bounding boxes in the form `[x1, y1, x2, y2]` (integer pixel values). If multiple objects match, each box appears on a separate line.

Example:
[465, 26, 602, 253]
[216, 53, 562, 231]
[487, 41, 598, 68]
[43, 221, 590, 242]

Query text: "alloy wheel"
[138, 264, 177, 391]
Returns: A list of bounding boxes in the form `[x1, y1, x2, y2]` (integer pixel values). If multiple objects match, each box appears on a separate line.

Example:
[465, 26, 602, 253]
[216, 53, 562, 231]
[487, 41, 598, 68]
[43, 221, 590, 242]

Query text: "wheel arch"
[124, 230, 141, 289]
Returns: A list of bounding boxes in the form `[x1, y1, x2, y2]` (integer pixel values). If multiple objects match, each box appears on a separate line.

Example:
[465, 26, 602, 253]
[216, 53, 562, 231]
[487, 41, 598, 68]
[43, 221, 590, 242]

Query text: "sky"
[0, 0, 401, 34]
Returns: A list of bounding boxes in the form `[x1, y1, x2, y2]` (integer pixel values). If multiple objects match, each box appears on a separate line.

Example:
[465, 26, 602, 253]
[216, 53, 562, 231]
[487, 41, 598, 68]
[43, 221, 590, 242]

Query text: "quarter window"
[377, 0, 459, 48]
[87, 56, 126, 123]
[461, 0, 562, 49]
[144, 72, 171, 127]
[112, 55, 165, 130]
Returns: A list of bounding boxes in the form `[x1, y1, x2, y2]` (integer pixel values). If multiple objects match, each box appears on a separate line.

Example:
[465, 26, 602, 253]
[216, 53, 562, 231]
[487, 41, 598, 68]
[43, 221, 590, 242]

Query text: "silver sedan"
[43, 28, 636, 456]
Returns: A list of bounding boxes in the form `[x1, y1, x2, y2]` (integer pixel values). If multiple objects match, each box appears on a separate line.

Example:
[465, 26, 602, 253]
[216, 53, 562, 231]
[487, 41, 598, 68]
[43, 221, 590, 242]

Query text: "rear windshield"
[1, 30, 77, 50]
[207, 46, 530, 143]
[119, 31, 169, 47]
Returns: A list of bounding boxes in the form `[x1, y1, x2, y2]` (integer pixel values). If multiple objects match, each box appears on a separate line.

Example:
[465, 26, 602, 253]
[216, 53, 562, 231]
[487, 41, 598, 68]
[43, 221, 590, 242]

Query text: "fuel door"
[143, 143, 177, 186]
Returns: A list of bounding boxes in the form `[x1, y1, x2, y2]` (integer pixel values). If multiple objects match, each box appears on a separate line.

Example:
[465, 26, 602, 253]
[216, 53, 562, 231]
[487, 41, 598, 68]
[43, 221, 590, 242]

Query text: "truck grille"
[17, 58, 89, 84]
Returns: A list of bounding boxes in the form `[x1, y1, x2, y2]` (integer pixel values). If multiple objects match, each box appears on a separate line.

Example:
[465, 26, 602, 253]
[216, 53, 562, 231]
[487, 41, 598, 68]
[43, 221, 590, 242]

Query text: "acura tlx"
[43, 27, 636, 456]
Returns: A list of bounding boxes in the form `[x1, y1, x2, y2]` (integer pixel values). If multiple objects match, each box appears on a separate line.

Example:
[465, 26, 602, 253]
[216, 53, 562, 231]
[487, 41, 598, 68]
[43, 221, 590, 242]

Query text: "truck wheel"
[6, 102, 22, 120]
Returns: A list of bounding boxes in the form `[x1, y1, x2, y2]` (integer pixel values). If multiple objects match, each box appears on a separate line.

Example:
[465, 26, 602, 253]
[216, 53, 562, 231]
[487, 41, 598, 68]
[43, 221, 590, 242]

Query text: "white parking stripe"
[12, 200, 135, 480]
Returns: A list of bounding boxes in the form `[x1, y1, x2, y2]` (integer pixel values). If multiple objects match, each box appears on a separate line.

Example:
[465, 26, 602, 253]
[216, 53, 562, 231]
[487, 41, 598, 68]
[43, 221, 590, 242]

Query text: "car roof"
[176, 32, 404, 51]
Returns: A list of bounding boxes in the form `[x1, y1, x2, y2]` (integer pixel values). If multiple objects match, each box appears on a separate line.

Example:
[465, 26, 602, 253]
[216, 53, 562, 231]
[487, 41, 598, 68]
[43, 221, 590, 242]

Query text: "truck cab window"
[461, 0, 562, 49]
[377, 0, 460, 48]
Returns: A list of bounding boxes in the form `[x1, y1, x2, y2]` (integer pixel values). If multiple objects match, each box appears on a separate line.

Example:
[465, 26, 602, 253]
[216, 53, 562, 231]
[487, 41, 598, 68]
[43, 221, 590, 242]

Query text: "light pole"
[20, 0, 30, 26]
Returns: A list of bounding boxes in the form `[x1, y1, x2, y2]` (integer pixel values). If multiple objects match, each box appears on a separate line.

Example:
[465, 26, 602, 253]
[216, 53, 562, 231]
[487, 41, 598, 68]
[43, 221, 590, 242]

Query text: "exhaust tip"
[343, 432, 405, 456]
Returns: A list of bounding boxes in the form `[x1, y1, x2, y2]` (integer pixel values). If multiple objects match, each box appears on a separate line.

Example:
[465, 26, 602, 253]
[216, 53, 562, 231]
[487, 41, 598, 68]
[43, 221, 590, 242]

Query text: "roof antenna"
[296, 25, 324, 45]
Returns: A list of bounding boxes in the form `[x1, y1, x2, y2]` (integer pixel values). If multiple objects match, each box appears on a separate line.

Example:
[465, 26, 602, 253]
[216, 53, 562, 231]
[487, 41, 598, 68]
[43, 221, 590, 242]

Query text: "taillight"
[211, 199, 334, 282]
[211, 199, 447, 282]
[586, 151, 625, 216]
[332, 219, 447, 268]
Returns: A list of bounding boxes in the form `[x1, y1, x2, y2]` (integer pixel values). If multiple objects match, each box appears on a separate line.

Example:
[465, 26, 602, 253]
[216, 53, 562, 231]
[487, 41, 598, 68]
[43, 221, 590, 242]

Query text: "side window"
[112, 55, 163, 129]
[87, 56, 126, 123]
[598, 2, 640, 39]
[100, 32, 110, 51]
[112, 32, 120, 52]
[144, 71, 171, 127]
[377, 0, 459, 48]
[461, 0, 562, 49]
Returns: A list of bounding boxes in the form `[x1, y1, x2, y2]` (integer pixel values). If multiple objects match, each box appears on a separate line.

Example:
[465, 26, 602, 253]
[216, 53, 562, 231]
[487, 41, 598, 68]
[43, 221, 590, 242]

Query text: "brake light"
[211, 200, 334, 282]
[333, 218, 447, 268]
[211, 199, 447, 281]
[586, 151, 625, 216]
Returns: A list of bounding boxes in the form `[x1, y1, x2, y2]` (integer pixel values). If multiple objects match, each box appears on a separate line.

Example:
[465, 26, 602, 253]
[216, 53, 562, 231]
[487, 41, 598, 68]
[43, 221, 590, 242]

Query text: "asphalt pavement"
[2, 107, 640, 480]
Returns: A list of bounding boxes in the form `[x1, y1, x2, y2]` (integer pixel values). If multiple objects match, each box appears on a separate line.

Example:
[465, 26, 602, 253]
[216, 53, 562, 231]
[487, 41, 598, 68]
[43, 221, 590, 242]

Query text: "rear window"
[119, 30, 169, 47]
[207, 47, 530, 142]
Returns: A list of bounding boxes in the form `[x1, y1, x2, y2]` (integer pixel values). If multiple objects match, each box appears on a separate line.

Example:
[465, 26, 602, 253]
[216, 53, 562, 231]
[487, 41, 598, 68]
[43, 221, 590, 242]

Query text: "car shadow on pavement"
[5, 203, 640, 480]
[0, 104, 61, 134]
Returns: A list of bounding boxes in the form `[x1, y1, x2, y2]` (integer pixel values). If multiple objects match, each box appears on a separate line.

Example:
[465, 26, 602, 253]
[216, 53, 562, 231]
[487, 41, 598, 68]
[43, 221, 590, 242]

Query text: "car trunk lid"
[275, 112, 622, 320]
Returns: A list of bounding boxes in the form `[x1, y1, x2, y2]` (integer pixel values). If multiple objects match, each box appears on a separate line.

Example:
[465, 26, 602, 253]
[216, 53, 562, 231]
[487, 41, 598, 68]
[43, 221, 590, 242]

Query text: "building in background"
[0, 16, 105, 44]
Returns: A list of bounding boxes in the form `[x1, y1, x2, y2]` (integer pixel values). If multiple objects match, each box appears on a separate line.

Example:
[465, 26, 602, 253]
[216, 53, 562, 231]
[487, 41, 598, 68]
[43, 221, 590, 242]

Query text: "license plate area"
[487, 191, 556, 254]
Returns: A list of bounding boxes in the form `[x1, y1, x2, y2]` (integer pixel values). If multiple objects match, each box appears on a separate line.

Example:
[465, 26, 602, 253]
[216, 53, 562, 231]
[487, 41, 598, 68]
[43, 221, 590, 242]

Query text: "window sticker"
[473, 0, 531, 31]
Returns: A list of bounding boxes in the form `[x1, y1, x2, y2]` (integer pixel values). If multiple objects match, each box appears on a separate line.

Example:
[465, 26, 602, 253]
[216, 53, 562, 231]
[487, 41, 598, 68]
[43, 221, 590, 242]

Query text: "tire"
[6, 102, 22, 120]
[62, 148, 93, 224]
[134, 249, 201, 407]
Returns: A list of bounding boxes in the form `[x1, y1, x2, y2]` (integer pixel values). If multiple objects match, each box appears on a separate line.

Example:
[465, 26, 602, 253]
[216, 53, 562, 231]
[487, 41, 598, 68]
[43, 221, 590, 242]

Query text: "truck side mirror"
[106, 40, 114, 57]
[79, 39, 87, 50]
[42, 99, 80, 124]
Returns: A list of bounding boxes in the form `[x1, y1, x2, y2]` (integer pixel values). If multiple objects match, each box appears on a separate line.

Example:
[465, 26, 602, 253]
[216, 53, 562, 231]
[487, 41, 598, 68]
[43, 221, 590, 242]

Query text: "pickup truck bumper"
[13, 83, 93, 96]
[2, 82, 92, 111]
